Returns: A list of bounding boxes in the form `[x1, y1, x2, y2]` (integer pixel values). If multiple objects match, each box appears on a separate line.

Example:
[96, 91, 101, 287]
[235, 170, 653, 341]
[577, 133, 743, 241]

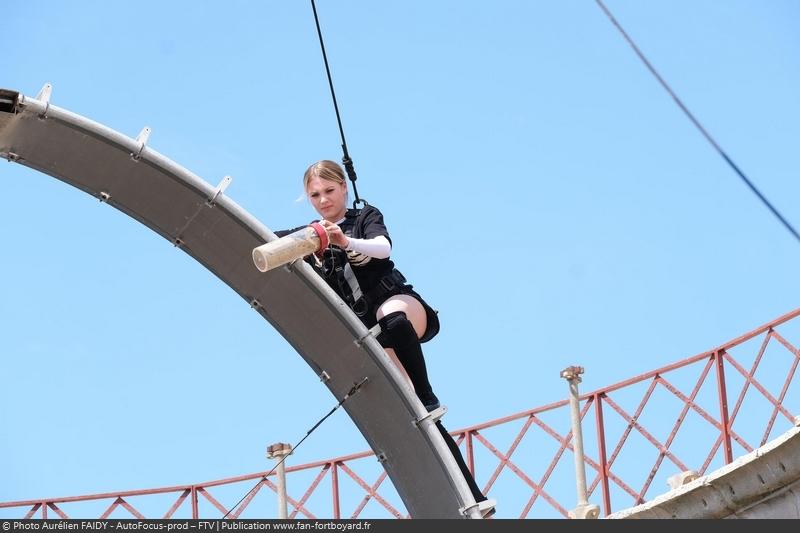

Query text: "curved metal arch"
[0, 87, 479, 519]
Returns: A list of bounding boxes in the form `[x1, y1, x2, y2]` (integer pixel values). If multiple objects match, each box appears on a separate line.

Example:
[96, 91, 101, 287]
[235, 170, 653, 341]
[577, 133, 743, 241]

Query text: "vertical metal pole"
[331, 462, 341, 519]
[568, 375, 589, 505]
[276, 460, 288, 519]
[593, 393, 612, 516]
[267, 442, 293, 519]
[191, 486, 198, 519]
[714, 350, 733, 464]
[466, 431, 475, 474]
[561, 366, 600, 519]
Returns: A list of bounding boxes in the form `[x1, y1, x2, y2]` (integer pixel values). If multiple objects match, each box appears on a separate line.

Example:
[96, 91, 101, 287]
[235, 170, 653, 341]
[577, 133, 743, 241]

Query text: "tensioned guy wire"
[595, 0, 800, 244]
[221, 378, 368, 519]
[310, 0, 365, 208]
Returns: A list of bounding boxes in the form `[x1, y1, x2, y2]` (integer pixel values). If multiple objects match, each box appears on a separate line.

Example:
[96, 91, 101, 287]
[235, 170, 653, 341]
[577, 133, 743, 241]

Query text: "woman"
[300, 159, 439, 411]
[283, 160, 494, 516]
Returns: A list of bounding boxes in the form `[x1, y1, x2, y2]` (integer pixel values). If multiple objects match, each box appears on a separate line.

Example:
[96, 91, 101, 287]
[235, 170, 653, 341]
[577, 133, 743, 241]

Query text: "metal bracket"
[206, 175, 232, 207]
[0, 89, 20, 114]
[98, 191, 111, 203]
[173, 237, 184, 248]
[376, 452, 387, 464]
[36, 83, 52, 118]
[249, 298, 262, 310]
[3, 152, 20, 162]
[568, 503, 600, 519]
[414, 405, 447, 426]
[131, 126, 151, 160]
[354, 323, 382, 348]
[172, 175, 231, 244]
[460, 498, 496, 519]
[319, 370, 331, 384]
[284, 257, 306, 273]
[346, 377, 369, 397]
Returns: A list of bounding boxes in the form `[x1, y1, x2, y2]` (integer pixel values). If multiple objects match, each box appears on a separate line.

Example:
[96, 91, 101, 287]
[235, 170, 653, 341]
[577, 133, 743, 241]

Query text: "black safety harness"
[319, 208, 406, 317]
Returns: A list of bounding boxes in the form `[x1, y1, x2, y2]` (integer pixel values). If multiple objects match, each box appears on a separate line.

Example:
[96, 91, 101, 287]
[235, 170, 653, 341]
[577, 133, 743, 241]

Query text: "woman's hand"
[319, 219, 350, 248]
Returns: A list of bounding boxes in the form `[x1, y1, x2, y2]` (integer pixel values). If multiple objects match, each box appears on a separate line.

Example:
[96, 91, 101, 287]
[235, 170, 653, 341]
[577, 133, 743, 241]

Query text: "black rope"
[310, 0, 365, 209]
[595, 0, 800, 244]
[221, 378, 369, 519]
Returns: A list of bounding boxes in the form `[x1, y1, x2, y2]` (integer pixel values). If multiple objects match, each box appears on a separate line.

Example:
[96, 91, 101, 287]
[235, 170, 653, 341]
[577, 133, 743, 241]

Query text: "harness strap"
[323, 207, 404, 316]
[342, 261, 364, 307]
[362, 270, 407, 307]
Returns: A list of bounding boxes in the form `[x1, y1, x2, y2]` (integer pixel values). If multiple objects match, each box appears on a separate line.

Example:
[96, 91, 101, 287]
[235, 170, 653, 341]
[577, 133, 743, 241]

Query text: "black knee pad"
[378, 310, 437, 406]
[377, 311, 418, 350]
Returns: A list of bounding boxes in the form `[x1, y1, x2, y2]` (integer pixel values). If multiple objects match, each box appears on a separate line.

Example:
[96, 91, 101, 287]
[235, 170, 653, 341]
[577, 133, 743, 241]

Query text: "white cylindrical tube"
[276, 458, 288, 519]
[252, 222, 328, 273]
[266, 442, 293, 519]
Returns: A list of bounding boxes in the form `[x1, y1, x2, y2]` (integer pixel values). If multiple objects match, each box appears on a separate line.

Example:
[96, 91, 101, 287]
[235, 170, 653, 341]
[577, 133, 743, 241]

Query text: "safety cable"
[310, 0, 365, 209]
[221, 378, 369, 519]
[595, 0, 800, 244]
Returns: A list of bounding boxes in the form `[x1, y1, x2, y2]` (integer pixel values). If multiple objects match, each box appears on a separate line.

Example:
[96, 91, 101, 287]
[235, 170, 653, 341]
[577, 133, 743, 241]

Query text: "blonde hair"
[303, 160, 346, 190]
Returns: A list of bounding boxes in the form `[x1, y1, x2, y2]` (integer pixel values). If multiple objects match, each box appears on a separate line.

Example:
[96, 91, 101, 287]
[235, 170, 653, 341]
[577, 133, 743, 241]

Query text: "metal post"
[593, 393, 612, 516]
[191, 486, 199, 519]
[560, 366, 600, 519]
[713, 350, 733, 464]
[331, 462, 341, 519]
[267, 442, 293, 519]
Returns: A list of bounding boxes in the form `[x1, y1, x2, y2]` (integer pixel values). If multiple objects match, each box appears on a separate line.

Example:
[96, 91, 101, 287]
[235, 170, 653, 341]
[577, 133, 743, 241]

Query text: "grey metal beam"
[609, 424, 800, 519]
[0, 87, 481, 519]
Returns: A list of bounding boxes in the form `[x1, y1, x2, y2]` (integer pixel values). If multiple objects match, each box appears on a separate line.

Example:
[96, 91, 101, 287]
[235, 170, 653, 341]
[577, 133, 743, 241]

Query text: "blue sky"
[1, 0, 799, 519]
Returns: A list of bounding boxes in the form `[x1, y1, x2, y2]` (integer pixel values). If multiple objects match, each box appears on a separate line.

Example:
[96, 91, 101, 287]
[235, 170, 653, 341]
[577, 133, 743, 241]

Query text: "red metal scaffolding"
[2, 308, 798, 519]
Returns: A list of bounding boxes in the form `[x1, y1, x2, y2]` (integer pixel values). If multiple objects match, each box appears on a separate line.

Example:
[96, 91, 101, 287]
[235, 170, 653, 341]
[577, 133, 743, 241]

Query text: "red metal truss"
[2, 308, 798, 519]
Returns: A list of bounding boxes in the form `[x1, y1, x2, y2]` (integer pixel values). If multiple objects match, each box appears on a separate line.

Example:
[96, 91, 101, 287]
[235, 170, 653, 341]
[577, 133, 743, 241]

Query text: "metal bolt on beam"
[267, 442, 293, 519]
[561, 365, 600, 520]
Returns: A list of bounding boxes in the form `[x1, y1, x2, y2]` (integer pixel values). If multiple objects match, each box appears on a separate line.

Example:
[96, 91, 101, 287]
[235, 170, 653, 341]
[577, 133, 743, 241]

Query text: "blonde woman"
[278, 160, 494, 516]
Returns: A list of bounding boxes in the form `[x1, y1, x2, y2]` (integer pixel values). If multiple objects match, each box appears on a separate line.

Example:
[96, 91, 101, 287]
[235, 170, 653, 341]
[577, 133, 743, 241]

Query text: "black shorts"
[360, 286, 440, 344]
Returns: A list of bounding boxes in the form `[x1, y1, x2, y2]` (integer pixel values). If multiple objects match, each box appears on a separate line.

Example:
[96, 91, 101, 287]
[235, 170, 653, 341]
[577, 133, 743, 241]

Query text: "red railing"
[2, 308, 798, 519]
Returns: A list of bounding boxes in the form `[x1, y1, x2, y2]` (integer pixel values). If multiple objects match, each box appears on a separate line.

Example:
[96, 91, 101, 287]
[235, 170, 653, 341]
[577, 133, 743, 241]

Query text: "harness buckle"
[351, 297, 369, 317]
[379, 271, 406, 293]
[379, 275, 396, 292]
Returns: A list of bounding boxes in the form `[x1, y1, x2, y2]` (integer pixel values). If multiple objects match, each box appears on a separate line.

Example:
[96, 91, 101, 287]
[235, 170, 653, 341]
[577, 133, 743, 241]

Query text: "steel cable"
[310, 0, 365, 208]
[221, 378, 368, 519]
[595, 0, 799, 244]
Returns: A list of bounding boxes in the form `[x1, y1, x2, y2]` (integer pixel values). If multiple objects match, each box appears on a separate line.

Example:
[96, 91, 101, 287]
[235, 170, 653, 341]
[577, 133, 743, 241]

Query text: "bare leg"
[384, 347, 413, 387]
[376, 294, 427, 337]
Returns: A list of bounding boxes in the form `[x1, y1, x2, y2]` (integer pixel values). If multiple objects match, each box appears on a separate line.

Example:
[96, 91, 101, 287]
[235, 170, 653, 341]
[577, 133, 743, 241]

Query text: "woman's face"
[306, 176, 347, 221]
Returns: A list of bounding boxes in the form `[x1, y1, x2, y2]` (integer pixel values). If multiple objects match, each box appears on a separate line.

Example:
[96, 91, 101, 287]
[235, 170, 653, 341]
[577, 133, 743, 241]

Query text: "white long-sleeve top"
[344, 235, 392, 259]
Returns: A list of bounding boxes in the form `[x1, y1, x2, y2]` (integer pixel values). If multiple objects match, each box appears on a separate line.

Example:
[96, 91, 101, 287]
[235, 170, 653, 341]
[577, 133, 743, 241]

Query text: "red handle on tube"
[309, 221, 329, 251]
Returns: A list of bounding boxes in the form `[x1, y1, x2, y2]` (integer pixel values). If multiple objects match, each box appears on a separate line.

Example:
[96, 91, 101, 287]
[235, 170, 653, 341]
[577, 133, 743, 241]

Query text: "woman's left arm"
[345, 235, 391, 259]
